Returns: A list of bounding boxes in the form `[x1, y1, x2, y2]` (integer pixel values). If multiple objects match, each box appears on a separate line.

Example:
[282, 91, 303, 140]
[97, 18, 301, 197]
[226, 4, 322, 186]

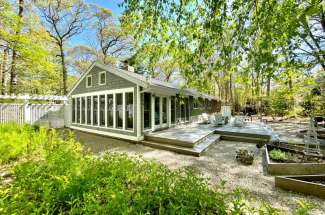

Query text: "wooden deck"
[142, 122, 275, 156]
[144, 124, 217, 147]
[214, 123, 274, 143]
[143, 124, 219, 156]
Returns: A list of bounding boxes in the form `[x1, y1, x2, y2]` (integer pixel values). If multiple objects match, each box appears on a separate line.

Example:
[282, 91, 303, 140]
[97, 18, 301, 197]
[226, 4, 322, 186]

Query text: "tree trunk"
[1, 48, 9, 95]
[9, 0, 24, 94]
[266, 76, 271, 97]
[59, 43, 67, 95]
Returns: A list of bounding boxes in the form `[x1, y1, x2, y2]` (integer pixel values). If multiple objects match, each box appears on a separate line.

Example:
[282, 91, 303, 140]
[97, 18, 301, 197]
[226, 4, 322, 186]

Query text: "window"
[193, 98, 199, 109]
[171, 96, 176, 124]
[93, 96, 98, 125]
[76, 98, 80, 123]
[86, 75, 92, 88]
[162, 97, 167, 124]
[99, 71, 106, 85]
[87, 96, 91, 125]
[143, 93, 151, 129]
[125, 92, 133, 130]
[99, 95, 105, 126]
[72, 98, 75, 123]
[155, 96, 160, 125]
[185, 97, 190, 121]
[107, 94, 113, 127]
[116, 93, 123, 128]
[81, 97, 85, 124]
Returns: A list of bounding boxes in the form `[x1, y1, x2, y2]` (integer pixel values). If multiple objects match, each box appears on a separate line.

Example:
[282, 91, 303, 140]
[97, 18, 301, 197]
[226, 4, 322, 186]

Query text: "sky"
[70, 0, 124, 46]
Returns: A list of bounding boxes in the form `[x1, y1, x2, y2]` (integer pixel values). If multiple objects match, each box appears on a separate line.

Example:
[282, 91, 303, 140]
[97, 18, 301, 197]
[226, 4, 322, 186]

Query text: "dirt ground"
[74, 122, 325, 214]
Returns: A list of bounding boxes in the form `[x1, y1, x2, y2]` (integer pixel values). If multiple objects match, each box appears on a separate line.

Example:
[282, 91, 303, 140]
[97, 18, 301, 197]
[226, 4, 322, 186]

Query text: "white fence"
[0, 94, 67, 127]
[0, 103, 65, 126]
[0, 103, 25, 124]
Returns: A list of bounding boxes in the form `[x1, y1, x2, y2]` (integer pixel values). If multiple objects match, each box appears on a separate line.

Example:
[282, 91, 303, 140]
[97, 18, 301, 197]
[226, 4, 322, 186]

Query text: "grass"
[0, 123, 316, 214]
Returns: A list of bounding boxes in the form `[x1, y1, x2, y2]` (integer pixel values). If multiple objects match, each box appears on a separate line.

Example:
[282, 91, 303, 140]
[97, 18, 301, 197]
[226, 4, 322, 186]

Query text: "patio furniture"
[231, 116, 247, 127]
[213, 113, 225, 126]
[201, 113, 210, 124]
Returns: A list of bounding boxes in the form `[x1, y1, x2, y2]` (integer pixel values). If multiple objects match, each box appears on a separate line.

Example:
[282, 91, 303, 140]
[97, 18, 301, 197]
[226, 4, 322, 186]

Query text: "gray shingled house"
[67, 61, 220, 141]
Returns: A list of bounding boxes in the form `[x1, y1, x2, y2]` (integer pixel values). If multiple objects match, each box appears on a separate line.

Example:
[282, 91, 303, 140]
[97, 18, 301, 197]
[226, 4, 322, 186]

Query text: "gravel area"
[74, 128, 325, 214]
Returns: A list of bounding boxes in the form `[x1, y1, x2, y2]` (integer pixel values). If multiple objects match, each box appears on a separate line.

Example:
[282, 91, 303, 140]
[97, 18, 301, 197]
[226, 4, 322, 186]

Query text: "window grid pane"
[81, 97, 85, 124]
[93, 96, 98, 125]
[107, 94, 113, 127]
[125, 92, 133, 130]
[116, 93, 123, 128]
[76, 98, 80, 123]
[99, 95, 105, 126]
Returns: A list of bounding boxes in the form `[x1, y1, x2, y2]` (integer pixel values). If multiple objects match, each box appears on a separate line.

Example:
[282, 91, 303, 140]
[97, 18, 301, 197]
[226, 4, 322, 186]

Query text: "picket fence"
[0, 103, 64, 125]
[0, 94, 67, 125]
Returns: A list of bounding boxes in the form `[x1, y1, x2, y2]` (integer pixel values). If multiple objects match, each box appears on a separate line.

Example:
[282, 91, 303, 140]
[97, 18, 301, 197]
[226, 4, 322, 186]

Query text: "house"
[67, 61, 220, 141]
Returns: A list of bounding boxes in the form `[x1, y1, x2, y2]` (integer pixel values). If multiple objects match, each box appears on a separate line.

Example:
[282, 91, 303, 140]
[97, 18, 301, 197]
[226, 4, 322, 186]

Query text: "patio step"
[141, 134, 220, 156]
[144, 135, 196, 148]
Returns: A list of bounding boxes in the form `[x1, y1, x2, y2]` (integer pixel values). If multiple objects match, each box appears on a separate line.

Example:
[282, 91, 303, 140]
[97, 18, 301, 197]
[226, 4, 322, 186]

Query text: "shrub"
[0, 124, 315, 214]
[0, 123, 48, 163]
[269, 149, 289, 162]
[267, 87, 294, 117]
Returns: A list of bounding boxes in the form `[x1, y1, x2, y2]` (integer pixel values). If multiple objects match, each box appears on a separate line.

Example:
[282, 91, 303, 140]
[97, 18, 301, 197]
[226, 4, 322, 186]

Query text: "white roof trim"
[67, 61, 148, 97]
[68, 61, 218, 101]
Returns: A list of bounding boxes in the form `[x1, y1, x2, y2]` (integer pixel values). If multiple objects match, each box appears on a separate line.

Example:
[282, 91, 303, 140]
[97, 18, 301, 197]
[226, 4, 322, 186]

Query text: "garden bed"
[265, 145, 325, 175]
[275, 175, 325, 199]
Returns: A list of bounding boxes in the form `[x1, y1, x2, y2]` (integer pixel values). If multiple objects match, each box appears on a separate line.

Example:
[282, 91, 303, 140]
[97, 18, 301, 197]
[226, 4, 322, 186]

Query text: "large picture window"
[171, 96, 175, 124]
[81, 97, 85, 124]
[72, 98, 75, 123]
[107, 94, 113, 127]
[76, 98, 80, 123]
[162, 97, 167, 124]
[125, 92, 133, 130]
[87, 96, 91, 125]
[99, 95, 105, 126]
[116, 93, 123, 128]
[93, 96, 98, 125]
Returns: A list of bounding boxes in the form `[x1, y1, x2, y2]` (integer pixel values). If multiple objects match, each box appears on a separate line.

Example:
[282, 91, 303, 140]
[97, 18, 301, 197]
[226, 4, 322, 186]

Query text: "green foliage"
[269, 149, 289, 162]
[267, 87, 294, 117]
[0, 124, 315, 214]
[0, 123, 47, 164]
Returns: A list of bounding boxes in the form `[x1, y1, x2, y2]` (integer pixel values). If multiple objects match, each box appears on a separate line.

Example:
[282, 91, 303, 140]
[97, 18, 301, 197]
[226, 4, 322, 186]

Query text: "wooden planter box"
[265, 145, 325, 175]
[275, 175, 325, 199]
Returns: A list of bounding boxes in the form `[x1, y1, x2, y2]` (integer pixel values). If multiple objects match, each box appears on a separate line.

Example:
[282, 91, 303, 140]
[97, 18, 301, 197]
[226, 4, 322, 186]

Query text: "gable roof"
[68, 61, 218, 100]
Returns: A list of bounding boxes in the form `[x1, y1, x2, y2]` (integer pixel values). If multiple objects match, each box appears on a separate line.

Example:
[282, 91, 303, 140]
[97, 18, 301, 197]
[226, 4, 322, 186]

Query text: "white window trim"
[86, 75, 92, 88]
[98, 71, 106, 86]
[71, 87, 135, 133]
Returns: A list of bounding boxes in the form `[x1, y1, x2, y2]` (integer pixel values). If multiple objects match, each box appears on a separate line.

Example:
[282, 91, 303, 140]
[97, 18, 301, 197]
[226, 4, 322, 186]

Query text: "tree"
[9, 0, 24, 94]
[37, 0, 89, 95]
[91, 5, 132, 63]
[120, 0, 324, 114]
[0, 0, 60, 95]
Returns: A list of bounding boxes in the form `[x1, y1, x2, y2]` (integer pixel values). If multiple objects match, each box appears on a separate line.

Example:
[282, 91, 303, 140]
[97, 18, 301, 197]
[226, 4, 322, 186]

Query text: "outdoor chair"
[213, 113, 225, 126]
[201, 113, 210, 124]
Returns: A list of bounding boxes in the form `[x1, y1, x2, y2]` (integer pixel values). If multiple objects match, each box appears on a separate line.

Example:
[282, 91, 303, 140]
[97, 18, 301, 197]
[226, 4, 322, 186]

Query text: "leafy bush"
[267, 87, 294, 117]
[0, 124, 315, 214]
[269, 149, 289, 162]
[0, 123, 47, 163]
